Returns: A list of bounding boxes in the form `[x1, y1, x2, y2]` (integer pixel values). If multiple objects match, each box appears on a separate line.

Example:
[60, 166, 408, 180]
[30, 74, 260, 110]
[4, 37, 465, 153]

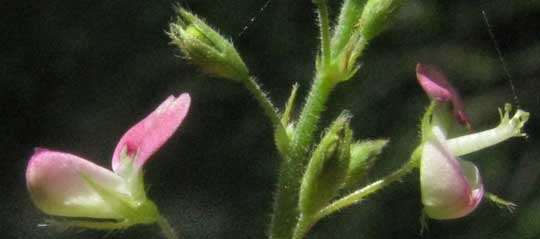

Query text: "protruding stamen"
[447, 104, 529, 157]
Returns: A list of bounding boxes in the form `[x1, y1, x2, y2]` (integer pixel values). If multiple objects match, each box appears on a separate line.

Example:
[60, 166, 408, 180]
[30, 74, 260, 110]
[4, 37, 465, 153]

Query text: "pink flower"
[26, 94, 190, 223]
[416, 63, 470, 126]
[415, 64, 530, 220]
[420, 126, 484, 220]
[27, 148, 129, 219]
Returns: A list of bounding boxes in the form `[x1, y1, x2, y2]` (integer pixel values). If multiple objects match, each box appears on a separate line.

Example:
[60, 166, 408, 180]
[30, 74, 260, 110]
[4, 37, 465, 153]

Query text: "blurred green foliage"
[2, 0, 539, 238]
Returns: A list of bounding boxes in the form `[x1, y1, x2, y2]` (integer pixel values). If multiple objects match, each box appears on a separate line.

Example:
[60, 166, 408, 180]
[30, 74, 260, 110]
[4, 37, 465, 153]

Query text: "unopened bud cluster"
[168, 8, 249, 81]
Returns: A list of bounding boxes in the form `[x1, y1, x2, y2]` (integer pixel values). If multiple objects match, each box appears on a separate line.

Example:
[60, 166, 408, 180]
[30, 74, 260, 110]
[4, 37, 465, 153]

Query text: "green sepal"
[117, 149, 147, 201]
[299, 112, 353, 215]
[45, 218, 132, 231]
[81, 174, 159, 225]
[342, 139, 388, 189]
[168, 7, 249, 81]
[274, 124, 291, 158]
[328, 0, 371, 84]
[431, 103, 469, 138]
[357, 0, 403, 41]
[331, 0, 368, 58]
[274, 84, 299, 157]
[485, 192, 517, 212]
[282, 83, 299, 126]
[420, 101, 437, 141]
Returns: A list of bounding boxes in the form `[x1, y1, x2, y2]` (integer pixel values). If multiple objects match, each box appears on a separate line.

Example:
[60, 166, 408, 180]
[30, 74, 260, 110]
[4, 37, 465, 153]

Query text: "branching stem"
[288, 146, 421, 239]
[270, 72, 336, 239]
[317, 147, 421, 220]
[242, 76, 288, 139]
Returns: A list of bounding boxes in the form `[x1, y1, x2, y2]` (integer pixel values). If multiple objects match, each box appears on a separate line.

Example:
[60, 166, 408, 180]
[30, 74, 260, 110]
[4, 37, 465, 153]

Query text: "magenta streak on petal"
[416, 63, 471, 126]
[111, 93, 191, 172]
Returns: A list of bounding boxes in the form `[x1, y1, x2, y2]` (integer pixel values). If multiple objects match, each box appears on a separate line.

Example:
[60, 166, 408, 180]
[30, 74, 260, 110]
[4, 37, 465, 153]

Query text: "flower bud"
[357, 0, 403, 41]
[168, 8, 249, 81]
[331, 0, 367, 56]
[299, 113, 352, 215]
[342, 139, 388, 189]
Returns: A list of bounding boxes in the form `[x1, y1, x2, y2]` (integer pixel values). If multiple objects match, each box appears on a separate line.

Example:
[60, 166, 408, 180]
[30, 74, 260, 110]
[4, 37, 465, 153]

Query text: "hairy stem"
[242, 76, 288, 139]
[316, 147, 421, 220]
[292, 215, 314, 239]
[316, 0, 332, 67]
[270, 71, 336, 238]
[157, 216, 178, 239]
[288, 147, 421, 239]
[315, 146, 422, 221]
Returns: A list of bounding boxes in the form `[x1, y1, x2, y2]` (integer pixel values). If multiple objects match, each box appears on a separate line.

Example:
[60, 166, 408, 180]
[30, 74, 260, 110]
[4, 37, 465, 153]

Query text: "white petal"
[26, 148, 128, 218]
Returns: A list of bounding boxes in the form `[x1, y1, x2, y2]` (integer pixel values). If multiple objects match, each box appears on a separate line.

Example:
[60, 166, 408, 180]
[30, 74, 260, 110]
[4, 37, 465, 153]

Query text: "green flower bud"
[326, 0, 369, 83]
[357, 0, 403, 41]
[342, 139, 388, 189]
[168, 8, 249, 81]
[299, 113, 352, 215]
[331, 0, 368, 57]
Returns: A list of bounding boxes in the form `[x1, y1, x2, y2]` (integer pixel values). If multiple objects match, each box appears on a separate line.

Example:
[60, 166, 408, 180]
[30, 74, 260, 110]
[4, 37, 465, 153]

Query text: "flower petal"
[459, 160, 484, 211]
[26, 148, 128, 218]
[416, 63, 470, 126]
[420, 127, 483, 219]
[112, 93, 191, 172]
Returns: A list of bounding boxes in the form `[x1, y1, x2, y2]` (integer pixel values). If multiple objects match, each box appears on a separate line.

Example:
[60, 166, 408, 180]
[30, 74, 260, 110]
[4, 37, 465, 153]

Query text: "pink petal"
[416, 63, 470, 126]
[459, 160, 484, 214]
[416, 63, 453, 102]
[420, 128, 484, 219]
[26, 148, 128, 218]
[112, 93, 191, 172]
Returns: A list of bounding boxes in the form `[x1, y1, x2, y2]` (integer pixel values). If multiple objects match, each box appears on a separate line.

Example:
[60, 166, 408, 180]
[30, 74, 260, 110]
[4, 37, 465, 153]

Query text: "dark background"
[2, 0, 540, 238]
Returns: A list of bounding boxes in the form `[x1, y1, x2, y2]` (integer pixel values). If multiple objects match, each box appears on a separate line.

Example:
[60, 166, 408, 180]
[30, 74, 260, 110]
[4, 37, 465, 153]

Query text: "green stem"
[270, 71, 336, 239]
[288, 147, 421, 239]
[157, 215, 178, 239]
[292, 215, 314, 239]
[316, 0, 332, 67]
[292, 72, 337, 163]
[242, 76, 288, 139]
[316, 147, 421, 220]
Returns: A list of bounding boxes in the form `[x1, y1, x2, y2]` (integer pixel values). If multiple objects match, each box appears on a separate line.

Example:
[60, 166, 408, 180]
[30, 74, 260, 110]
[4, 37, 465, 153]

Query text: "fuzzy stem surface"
[242, 76, 288, 138]
[270, 71, 336, 239]
[316, 147, 421, 220]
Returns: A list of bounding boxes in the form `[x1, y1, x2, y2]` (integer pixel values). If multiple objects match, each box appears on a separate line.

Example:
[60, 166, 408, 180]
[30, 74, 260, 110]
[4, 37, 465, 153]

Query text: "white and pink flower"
[416, 64, 528, 219]
[26, 94, 190, 225]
